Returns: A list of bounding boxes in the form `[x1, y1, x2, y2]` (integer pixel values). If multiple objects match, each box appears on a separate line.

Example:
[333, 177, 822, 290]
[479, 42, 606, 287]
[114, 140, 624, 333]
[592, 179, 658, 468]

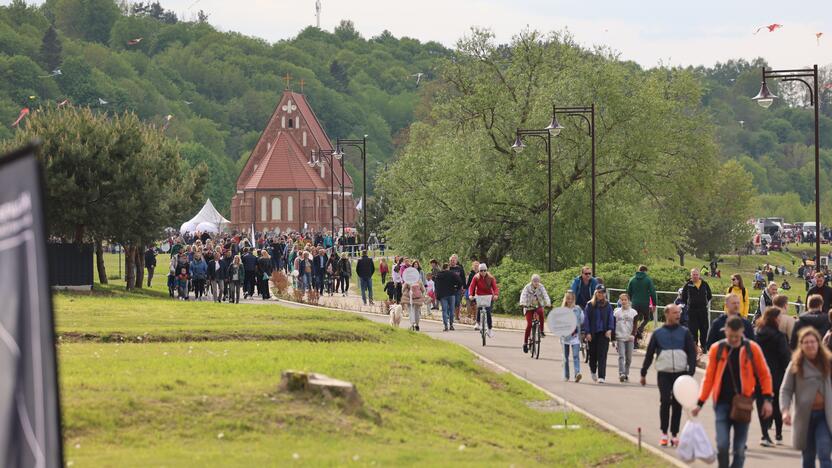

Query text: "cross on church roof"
[283, 73, 292, 90]
[300, 79, 305, 93]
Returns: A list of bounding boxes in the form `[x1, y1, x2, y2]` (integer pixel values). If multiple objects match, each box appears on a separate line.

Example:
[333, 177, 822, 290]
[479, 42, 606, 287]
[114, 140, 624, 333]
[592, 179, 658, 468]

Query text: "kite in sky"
[98, 98, 108, 105]
[412, 72, 424, 85]
[57, 99, 69, 108]
[161, 114, 173, 131]
[753, 24, 783, 34]
[11, 108, 30, 128]
[127, 37, 143, 46]
[817, 32, 824, 45]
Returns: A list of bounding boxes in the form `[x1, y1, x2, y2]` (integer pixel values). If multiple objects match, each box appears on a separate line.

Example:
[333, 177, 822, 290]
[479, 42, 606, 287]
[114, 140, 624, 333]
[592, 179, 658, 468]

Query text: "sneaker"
[591, 372, 597, 382]
[659, 434, 669, 447]
[760, 437, 774, 448]
[540, 332, 545, 337]
[624, 376, 629, 382]
[523, 343, 529, 353]
[474, 324, 481, 331]
[449, 325, 455, 331]
[415, 325, 420, 331]
[597, 378, 605, 384]
[619, 374, 625, 383]
[487, 329, 494, 338]
[575, 373, 582, 383]
[775, 434, 783, 445]
[671, 437, 680, 447]
[443, 326, 448, 332]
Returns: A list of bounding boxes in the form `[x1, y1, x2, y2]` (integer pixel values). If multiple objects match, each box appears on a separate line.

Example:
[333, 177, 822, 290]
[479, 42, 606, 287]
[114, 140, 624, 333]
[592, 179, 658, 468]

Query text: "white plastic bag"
[677, 420, 715, 464]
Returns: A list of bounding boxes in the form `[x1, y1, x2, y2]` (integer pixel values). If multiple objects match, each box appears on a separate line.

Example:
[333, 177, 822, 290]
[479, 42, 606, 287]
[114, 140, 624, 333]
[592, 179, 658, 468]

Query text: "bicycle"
[526, 308, 542, 359]
[475, 295, 493, 346]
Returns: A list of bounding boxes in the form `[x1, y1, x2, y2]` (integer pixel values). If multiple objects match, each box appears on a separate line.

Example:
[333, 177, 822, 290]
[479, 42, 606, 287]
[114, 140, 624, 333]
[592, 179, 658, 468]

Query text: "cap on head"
[479, 263, 487, 271]
[595, 284, 606, 293]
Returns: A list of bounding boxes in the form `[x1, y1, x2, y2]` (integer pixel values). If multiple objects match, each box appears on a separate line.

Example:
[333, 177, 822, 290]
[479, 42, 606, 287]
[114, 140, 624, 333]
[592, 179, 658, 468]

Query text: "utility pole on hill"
[315, 0, 321, 28]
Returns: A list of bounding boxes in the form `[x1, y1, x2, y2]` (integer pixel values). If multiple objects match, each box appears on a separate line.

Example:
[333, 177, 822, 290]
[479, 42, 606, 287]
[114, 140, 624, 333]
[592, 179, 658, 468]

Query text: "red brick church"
[230, 88, 355, 233]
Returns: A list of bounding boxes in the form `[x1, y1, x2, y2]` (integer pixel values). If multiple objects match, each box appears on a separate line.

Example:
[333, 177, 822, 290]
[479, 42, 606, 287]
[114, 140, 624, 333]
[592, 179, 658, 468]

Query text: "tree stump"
[280, 370, 363, 412]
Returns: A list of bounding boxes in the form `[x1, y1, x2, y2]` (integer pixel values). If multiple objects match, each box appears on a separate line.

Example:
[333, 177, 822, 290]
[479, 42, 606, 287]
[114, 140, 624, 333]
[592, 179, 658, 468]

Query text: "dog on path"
[389, 304, 403, 327]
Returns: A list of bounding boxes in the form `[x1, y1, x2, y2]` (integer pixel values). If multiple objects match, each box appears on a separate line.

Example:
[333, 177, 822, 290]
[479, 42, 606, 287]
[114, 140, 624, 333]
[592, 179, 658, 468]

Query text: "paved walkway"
[247, 291, 802, 467]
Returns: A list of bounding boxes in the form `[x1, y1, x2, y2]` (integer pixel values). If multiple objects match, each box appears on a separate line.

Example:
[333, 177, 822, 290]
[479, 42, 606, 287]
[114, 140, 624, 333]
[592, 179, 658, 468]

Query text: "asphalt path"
[356, 310, 802, 467]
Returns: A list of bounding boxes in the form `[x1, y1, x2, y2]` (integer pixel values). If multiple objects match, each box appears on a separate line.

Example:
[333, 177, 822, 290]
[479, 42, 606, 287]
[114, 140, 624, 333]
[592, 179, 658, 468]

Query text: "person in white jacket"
[520, 274, 551, 353]
[614, 293, 638, 382]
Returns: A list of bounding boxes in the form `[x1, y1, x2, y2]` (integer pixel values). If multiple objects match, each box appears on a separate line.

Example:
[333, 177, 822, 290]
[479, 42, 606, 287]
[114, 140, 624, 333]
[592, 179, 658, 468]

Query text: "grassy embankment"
[55, 269, 666, 466]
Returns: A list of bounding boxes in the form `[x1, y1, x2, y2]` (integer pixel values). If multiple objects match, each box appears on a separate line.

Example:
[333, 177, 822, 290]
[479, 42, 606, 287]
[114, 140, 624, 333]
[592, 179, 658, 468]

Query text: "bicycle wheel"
[480, 308, 487, 346]
[533, 321, 541, 359]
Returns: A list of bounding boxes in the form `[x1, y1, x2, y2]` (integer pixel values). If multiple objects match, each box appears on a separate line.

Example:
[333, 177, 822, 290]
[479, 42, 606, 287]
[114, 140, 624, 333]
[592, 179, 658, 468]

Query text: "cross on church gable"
[282, 99, 297, 114]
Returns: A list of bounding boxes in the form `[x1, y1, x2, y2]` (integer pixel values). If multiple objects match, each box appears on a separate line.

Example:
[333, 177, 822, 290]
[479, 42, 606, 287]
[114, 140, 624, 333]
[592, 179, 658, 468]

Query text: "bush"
[490, 258, 690, 315]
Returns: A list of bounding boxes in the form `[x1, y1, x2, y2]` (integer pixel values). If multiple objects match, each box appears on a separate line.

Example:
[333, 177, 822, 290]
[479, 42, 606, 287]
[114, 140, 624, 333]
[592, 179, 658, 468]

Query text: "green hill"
[0, 0, 449, 213]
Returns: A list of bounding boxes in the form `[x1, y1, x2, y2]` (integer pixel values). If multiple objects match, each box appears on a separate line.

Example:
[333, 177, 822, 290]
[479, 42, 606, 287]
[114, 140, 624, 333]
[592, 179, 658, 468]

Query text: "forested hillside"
[0, 0, 448, 213]
[694, 59, 832, 222]
[2, 0, 831, 228]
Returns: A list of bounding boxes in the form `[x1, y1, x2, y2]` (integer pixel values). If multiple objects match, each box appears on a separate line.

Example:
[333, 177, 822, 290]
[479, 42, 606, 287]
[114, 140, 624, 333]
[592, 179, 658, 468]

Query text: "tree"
[1, 106, 206, 288]
[50, 0, 121, 44]
[39, 24, 62, 72]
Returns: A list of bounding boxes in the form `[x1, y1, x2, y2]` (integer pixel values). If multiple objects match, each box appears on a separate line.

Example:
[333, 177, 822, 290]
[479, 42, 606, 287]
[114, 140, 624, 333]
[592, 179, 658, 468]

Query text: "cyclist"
[469, 263, 499, 338]
[520, 274, 550, 353]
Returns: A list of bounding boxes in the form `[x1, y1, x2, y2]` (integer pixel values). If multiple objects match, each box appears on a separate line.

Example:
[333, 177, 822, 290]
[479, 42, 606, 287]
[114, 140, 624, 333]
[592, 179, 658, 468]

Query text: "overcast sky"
[8, 0, 832, 68]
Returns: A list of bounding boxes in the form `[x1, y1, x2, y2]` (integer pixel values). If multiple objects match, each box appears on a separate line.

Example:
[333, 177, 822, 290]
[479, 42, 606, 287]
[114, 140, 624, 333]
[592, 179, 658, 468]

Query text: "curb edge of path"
[271, 298, 685, 467]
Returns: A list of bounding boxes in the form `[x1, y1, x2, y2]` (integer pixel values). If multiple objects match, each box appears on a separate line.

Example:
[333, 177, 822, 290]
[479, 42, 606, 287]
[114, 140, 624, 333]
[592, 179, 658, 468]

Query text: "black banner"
[0, 143, 63, 467]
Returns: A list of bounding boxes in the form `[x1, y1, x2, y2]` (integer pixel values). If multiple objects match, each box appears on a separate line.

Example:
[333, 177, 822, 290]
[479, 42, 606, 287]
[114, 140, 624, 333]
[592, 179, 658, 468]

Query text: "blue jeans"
[359, 277, 373, 304]
[715, 402, 749, 468]
[804, 410, 832, 468]
[440, 295, 456, 327]
[301, 272, 312, 291]
[562, 343, 581, 379]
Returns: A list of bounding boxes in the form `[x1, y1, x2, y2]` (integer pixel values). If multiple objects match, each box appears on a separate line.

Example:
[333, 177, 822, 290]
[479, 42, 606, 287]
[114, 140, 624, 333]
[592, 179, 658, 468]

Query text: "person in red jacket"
[692, 315, 773, 468]
[469, 263, 499, 337]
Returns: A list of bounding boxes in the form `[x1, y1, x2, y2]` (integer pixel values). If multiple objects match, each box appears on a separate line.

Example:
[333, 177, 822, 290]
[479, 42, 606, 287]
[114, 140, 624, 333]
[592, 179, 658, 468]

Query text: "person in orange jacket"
[692, 315, 773, 468]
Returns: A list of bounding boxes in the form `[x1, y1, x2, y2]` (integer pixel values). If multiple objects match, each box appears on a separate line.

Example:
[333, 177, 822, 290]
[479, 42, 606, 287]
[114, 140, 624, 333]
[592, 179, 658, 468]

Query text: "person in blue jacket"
[571, 266, 599, 310]
[583, 284, 615, 384]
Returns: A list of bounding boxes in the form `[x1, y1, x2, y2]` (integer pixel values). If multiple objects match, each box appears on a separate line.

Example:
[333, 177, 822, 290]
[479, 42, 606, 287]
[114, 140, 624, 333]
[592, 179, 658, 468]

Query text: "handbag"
[725, 343, 758, 423]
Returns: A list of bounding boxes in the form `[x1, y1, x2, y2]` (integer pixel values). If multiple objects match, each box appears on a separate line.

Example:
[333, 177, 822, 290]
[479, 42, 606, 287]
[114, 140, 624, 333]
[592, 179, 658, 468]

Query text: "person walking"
[226, 255, 244, 304]
[792, 294, 832, 349]
[434, 263, 463, 331]
[520, 274, 551, 353]
[753, 281, 779, 323]
[806, 271, 832, 316]
[144, 246, 157, 287]
[781, 327, 832, 468]
[241, 248, 258, 299]
[692, 316, 774, 468]
[725, 274, 750, 318]
[191, 252, 207, 301]
[402, 277, 427, 331]
[681, 268, 713, 352]
[313, 247, 328, 296]
[379, 258, 389, 285]
[449, 255, 467, 321]
[614, 293, 638, 382]
[338, 252, 352, 296]
[626, 265, 657, 348]
[256, 250, 273, 300]
[582, 285, 615, 384]
[357, 250, 375, 305]
[571, 266, 599, 310]
[640, 304, 697, 448]
[755, 306, 791, 447]
[209, 248, 225, 303]
[560, 291, 584, 382]
[707, 293, 756, 349]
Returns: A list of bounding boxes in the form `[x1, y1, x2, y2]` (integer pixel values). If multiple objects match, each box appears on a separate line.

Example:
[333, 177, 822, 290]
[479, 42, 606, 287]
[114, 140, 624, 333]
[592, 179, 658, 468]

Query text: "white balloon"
[547, 307, 579, 337]
[402, 267, 421, 285]
[672, 375, 700, 410]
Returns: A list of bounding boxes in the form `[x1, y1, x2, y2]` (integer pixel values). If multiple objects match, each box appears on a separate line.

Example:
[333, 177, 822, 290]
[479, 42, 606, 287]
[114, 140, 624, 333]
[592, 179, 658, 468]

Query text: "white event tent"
[179, 199, 230, 233]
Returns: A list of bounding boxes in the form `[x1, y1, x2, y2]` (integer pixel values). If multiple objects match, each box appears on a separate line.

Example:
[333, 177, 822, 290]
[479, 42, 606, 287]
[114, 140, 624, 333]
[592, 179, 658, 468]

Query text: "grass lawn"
[56, 294, 665, 467]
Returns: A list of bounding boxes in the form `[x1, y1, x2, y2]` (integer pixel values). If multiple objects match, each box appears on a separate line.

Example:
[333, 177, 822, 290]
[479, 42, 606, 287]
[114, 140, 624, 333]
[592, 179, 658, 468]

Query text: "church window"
[261, 196, 267, 221]
[281, 116, 286, 128]
[302, 131, 307, 147]
[288, 118, 294, 128]
[271, 197, 281, 220]
[287, 196, 294, 221]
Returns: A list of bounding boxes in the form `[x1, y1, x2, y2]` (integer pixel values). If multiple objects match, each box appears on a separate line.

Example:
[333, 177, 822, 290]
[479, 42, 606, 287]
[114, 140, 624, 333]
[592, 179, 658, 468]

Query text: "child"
[426, 273, 437, 310]
[560, 291, 584, 382]
[613, 293, 637, 382]
[384, 280, 396, 302]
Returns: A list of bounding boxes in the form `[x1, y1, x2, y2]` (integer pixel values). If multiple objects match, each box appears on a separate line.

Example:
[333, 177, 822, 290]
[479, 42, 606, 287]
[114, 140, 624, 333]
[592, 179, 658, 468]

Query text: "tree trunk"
[124, 244, 136, 290]
[678, 252, 685, 266]
[95, 239, 108, 284]
[135, 243, 145, 289]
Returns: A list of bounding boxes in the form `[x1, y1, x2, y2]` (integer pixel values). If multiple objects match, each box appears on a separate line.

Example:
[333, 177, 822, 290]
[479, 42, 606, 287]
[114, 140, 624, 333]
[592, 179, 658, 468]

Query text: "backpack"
[409, 284, 423, 300]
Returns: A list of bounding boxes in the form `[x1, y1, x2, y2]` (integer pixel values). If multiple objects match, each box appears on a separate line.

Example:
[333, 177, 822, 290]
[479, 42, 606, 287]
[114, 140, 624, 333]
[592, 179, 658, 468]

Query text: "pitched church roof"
[236, 90, 353, 192]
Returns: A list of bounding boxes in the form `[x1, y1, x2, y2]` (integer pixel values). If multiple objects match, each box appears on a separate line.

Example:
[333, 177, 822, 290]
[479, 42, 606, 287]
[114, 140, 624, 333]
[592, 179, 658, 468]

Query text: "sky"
[9, 0, 832, 68]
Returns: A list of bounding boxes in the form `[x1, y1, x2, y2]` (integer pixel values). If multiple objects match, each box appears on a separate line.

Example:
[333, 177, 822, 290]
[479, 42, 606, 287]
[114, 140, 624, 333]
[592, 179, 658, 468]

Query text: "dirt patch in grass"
[57, 330, 383, 344]
[525, 399, 564, 412]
